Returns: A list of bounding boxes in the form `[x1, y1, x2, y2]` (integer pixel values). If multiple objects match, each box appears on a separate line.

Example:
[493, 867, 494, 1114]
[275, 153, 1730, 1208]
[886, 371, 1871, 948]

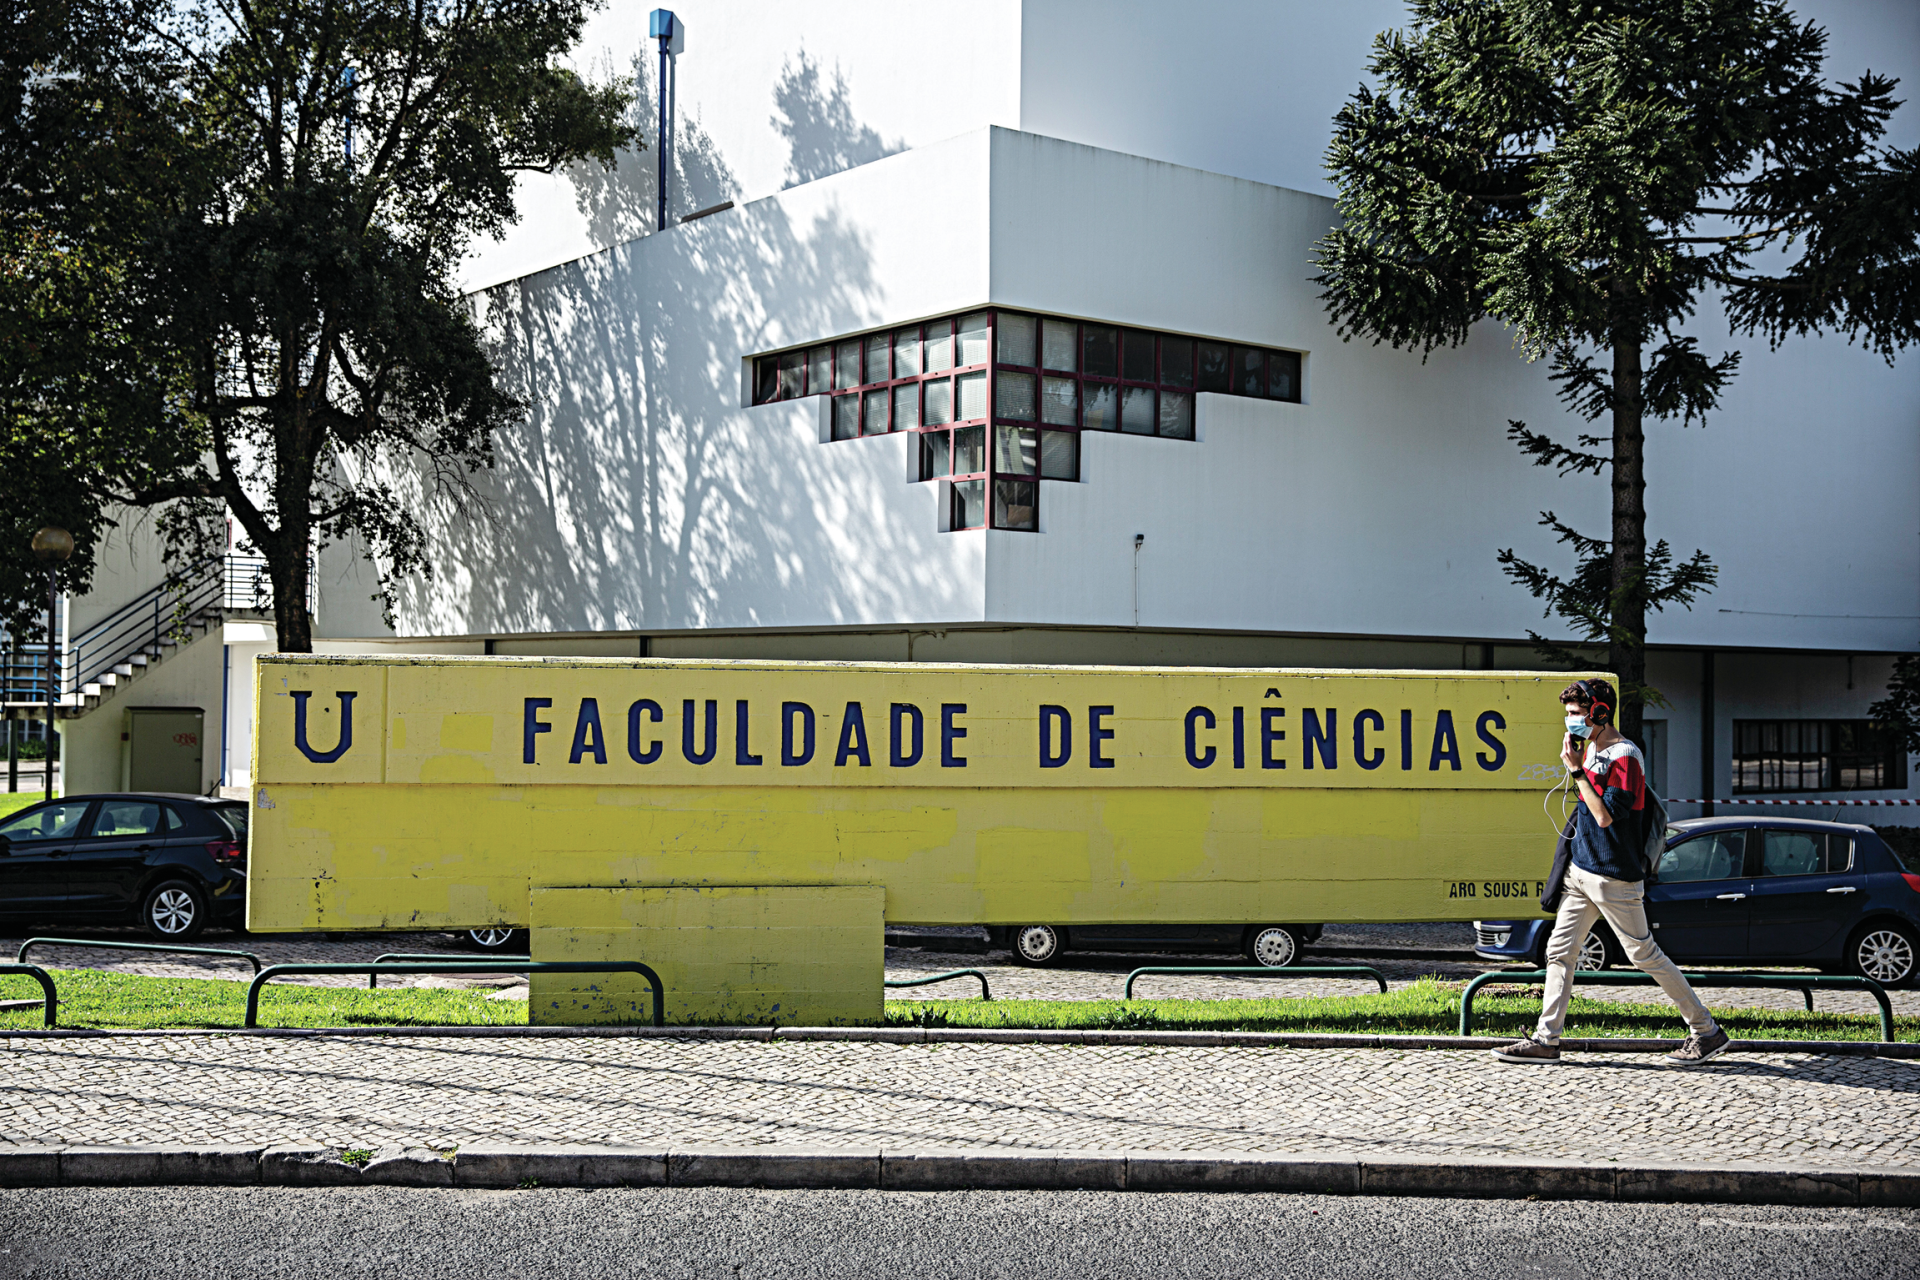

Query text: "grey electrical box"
[121, 707, 205, 794]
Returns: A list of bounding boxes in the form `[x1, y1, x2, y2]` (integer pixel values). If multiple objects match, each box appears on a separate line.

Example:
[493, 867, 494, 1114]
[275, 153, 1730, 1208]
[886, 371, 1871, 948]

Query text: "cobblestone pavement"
[2, 1034, 1918, 1168]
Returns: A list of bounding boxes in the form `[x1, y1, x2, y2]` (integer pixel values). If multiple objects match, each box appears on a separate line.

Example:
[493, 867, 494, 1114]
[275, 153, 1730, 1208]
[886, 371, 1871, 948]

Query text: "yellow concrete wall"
[528, 884, 884, 1026]
[248, 656, 1589, 931]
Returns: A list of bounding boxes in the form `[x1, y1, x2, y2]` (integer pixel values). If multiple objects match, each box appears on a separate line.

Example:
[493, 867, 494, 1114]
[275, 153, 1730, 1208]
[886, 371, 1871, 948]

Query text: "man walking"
[1492, 679, 1730, 1066]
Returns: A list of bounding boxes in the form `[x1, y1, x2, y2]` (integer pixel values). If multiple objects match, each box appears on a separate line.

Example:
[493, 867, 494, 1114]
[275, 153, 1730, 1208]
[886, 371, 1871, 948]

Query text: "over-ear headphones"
[1574, 679, 1614, 727]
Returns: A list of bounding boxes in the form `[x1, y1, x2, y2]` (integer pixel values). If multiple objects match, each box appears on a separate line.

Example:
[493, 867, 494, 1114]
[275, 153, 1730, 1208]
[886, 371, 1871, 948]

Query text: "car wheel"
[142, 879, 208, 941]
[1244, 925, 1302, 968]
[1848, 923, 1919, 987]
[1530, 928, 1611, 971]
[466, 927, 528, 952]
[1010, 925, 1064, 967]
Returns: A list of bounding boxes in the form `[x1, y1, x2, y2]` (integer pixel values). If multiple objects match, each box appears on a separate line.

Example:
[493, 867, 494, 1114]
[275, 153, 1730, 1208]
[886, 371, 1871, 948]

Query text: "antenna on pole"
[650, 10, 682, 232]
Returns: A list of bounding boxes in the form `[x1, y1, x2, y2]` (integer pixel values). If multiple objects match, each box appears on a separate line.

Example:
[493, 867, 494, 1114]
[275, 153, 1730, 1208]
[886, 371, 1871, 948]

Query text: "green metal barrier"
[369, 953, 531, 987]
[885, 969, 992, 1000]
[17, 936, 263, 974]
[1124, 965, 1390, 1001]
[1457, 968, 1896, 1041]
[0, 964, 57, 1027]
[245, 961, 665, 1028]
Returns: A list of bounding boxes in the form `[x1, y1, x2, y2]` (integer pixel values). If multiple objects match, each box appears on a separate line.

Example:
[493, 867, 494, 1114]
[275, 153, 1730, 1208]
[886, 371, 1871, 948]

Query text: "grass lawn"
[0, 792, 45, 820]
[0, 968, 523, 1031]
[0, 970, 1907, 1040]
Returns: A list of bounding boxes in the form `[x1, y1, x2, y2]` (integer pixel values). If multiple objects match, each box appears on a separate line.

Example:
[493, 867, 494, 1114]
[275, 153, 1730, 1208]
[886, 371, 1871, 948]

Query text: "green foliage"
[1870, 657, 1920, 757]
[2, 0, 636, 649]
[0, 966, 524, 1029]
[1317, 0, 1918, 729]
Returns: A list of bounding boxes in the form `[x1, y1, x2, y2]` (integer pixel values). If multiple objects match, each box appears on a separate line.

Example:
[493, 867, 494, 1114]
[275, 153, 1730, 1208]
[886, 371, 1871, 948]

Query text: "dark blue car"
[1474, 817, 1920, 985]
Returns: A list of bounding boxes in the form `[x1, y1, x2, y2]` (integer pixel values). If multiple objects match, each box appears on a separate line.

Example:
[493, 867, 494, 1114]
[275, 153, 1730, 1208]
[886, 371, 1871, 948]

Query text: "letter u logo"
[292, 691, 357, 764]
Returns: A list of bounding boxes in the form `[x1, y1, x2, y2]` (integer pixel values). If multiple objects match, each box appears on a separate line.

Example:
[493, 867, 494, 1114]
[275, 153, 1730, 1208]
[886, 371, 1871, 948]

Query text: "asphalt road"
[1, 1187, 1914, 1279]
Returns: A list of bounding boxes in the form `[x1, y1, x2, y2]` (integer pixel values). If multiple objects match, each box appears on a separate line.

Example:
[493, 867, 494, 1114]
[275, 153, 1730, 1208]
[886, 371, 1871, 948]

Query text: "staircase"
[2, 555, 280, 719]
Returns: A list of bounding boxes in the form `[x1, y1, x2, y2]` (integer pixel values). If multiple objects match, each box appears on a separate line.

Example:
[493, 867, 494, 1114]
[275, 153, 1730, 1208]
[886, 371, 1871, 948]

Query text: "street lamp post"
[30, 527, 73, 801]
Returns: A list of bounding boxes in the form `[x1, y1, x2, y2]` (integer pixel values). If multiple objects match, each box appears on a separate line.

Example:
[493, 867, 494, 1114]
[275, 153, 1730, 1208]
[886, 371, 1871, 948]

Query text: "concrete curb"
[0, 1024, 1913, 1056]
[2, 1143, 1915, 1205]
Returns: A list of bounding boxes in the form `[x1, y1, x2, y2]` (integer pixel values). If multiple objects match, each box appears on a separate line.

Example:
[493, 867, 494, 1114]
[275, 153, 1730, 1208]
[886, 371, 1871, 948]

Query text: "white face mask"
[1565, 713, 1591, 738]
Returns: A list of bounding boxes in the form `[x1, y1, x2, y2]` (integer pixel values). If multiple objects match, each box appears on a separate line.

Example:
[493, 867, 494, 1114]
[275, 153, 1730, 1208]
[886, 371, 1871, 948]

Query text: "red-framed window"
[752, 310, 1303, 533]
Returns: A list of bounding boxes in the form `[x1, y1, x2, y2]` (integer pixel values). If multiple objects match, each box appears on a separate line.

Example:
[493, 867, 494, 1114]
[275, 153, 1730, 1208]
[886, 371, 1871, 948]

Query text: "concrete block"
[1126, 1152, 1360, 1193]
[669, 1145, 880, 1190]
[881, 1148, 1125, 1191]
[1859, 1169, 1920, 1207]
[1361, 1156, 1616, 1200]
[455, 1145, 668, 1189]
[776, 1027, 923, 1043]
[0, 1146, 62, 1187]
[1616, 1163, 1858, 1205]
[362, 1147, 454, 1186]
[261, 1144, 365, 1186]
[60, 1145, 263, 1186]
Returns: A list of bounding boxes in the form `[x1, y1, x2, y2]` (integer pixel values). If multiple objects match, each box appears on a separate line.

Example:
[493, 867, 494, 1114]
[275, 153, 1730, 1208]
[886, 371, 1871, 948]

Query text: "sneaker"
[1490, 1035, 1561, 1064]
[1667, 1027, 1732, 1066]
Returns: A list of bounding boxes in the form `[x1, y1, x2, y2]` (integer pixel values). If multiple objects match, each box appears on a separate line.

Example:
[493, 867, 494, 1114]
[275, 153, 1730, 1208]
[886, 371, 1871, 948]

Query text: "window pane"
[0, 800, 90, 839]
[1083, 382, 1118, 431]
[1122, 329, 1155, 382]
[1042, 319, 1077, 372]
[1040, 429, 1079, 480]
[1121, 386, 1155, 434]
[952, 478, 986, 529]
[835, 339, 861, 390]
[93, 800, 164, 837]
[926, 319, 954, 372]
[997, 312, 1037, 366]
[1160, 337, 1195, 388]
[957, 370, 988, 420]
[1656, 832, 1745, 883]
[832, 394, 859, 440]
[1158, 390, 1193, 439]
[1041, 376, 1077, 425]
[1269, 349, 1301, 402]
[755, 357, 778, 404]
[862, 387, 889, 435]
[919, 430, 949, 480]
[996, 371, 1036, 421]
[778, 349, 804, 399]
[995, 424, 1038, 475]
[893, 382, 920, 431]
[807, 346, 831, 395]
[865, 333, 890, 385]
[1198, 341, 1230, 393]
[924, 377, 953, 425]
[893, 329, 921, 380]
[958, 311, 990, 366]
[1761, 830, 1828, 878]
[953, 425, 985, 474]
[1232, 346, 1265, 396]
[1083, 325, 1118, 378]
[993, 478, 1038, 531]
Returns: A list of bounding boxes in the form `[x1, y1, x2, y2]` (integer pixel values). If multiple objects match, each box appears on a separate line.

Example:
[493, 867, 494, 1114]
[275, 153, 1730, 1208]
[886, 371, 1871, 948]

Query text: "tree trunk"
[1609, 331, 1647, 748]
[266, 526, 313, 653]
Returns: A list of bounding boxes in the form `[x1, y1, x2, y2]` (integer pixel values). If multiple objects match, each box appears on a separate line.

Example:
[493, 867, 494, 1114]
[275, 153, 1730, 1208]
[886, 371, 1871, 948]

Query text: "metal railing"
[886, 969, 992, 1000]
[246, 961, 666, 1028]
[16, 937, 262, 974]
[0, 964, 59, 1027]
[1457, 969, 1896, 1041]
[0, 553, 302, 706]
[1124, 965, 1390, 1001]
[369, 952, 530, 988]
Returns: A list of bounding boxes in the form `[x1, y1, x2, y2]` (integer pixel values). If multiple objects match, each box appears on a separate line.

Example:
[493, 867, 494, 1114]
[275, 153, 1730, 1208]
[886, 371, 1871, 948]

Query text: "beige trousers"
[1535, 863, 1718, 1043]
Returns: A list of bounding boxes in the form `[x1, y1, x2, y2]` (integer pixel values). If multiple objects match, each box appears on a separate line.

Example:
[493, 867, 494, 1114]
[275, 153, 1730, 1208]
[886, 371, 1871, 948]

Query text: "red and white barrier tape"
[1665, 797, 1919, 807]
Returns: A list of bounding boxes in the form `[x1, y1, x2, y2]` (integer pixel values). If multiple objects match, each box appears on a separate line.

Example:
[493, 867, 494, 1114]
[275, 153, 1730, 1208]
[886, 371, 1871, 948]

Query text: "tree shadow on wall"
[381, 116, 972, 638]
[567, 50, 740, 246]
[773, 52, 905, 189]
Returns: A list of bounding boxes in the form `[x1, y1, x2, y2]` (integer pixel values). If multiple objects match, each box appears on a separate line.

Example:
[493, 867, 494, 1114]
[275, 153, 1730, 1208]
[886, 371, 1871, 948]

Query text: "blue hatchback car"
[1474, 817, 1920, 985]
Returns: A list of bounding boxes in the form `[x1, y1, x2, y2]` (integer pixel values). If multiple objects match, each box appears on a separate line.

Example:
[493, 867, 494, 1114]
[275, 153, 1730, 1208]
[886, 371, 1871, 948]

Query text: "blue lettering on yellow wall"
[293, 691, 357, 764]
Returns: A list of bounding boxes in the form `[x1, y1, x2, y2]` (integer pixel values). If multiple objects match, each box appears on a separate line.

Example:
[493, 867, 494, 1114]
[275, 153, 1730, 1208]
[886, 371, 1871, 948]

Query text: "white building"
[32, 0, 1920, 818]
